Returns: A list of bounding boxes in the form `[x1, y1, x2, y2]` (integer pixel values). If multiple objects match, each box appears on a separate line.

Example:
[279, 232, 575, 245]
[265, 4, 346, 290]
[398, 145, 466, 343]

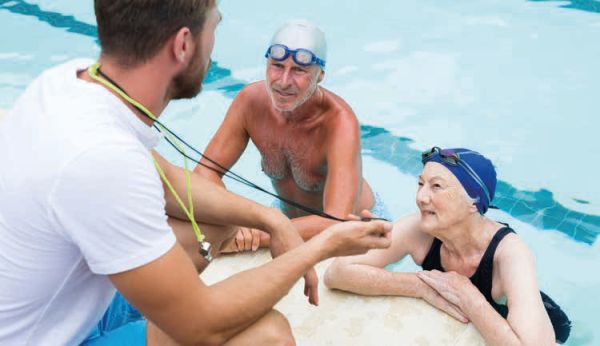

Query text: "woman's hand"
[418, 276, 469, 323]
[418, 270, 482, 322]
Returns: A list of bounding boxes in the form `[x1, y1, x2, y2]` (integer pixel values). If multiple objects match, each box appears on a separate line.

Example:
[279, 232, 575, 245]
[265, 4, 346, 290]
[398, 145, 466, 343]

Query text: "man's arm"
[290, 112, 366, 240]
[326, 213, 469, 322]
[194, 87, 252, 186]
[154, 152, 285, 234]
[111, 219, 392, 345]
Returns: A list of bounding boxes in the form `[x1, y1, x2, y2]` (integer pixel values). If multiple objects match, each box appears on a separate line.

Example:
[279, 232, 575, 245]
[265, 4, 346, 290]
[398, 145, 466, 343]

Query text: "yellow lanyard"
[87, 63, 205, 243]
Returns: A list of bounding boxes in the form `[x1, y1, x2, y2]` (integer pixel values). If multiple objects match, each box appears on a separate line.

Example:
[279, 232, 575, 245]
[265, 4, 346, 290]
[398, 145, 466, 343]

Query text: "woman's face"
[416, 162, 476, 234]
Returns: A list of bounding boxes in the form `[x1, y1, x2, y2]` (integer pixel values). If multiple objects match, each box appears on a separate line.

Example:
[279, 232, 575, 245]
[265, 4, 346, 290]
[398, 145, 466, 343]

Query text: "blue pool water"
[1, 0, 599, 344]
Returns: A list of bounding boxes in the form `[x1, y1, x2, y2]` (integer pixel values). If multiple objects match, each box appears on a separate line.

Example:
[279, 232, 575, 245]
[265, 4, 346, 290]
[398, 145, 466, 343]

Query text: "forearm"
[157, 153, 281, 232]
[194, 161, 226, 188]
[203, 238, 325, 341]
[462, 296, 522, 346]
[325, 262, 424, 297]
[257, 215, 338, 248]
[292, 215, 339, 240]
[117, 241, 325, 346]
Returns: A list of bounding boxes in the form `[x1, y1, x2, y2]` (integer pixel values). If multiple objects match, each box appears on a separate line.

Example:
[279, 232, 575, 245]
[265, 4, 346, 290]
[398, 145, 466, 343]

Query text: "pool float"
[201, 251, 485, 345]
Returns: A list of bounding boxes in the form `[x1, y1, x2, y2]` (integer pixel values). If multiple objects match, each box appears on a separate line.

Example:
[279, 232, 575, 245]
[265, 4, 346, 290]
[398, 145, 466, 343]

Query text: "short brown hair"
[95, 0, 216, 66]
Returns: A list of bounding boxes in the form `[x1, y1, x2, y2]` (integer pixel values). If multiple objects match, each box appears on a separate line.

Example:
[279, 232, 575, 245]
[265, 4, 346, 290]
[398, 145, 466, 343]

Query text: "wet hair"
[94, 0, 216, 66]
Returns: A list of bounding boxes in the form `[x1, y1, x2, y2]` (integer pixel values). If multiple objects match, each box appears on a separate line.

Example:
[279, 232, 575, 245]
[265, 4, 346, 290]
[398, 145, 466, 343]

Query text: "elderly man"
[197, 20, 383, 251]
[0, 2, 392, 345]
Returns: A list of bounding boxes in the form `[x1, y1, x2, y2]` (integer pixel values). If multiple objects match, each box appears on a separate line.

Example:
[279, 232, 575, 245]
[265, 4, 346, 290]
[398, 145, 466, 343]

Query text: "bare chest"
[250, 127, 327, 192]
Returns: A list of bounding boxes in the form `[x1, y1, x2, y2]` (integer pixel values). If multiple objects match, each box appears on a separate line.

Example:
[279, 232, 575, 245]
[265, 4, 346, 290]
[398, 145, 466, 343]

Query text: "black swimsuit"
[421, 226, 571, 344]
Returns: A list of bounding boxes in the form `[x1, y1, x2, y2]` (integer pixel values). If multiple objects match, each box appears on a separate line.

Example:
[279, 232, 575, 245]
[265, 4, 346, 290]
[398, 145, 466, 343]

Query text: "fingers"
[427, 288, 468, 323]
[417, 271, 468, 323]
[359, 209, 375, 219]
[232, 228, 261, 252]
[240, 228, 252, 251]
[304, 269, 319, 306]
[251, 228, 260, 251]
[364, 220, 393, 238]
[417, 271, 443, 292]
[234, 230, 244, 252]
[348, 210, 385, 222]
[346, 213, 361, 221]
[369, 233, 392, 249]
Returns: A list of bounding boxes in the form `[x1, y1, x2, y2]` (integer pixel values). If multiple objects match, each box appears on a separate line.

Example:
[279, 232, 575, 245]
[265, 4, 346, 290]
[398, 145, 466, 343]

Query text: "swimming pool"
[1, 0, 598, 344]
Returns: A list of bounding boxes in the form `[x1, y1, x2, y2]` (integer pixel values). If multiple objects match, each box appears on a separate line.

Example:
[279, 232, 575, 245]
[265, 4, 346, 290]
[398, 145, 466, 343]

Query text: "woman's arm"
[324, 213, 422, 295]
[468, 236, 554, 345]
[418, 235, 555, 345]
[325, 213, 469, 322]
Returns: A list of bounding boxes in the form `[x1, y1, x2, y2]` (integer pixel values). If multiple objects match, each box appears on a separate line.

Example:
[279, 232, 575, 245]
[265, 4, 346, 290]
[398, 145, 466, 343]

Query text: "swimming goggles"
[421, 147, 492, 206]
[265, 44, 326, 68]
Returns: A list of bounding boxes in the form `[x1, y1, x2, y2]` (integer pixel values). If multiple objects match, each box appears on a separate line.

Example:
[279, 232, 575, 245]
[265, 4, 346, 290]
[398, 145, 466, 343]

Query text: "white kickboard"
[201, 251, 485, 345]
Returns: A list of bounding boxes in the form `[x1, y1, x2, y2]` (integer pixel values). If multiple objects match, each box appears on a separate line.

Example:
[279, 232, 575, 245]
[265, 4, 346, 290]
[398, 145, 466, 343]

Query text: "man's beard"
[170, 54, 209, 100]
[267, 76, 318, 113]
[170, 67, 204, 100]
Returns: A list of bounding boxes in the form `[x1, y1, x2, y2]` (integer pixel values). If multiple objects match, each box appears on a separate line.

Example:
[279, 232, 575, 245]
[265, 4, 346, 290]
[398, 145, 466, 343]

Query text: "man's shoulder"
[229, 81, 270, 120]
[35, 58, 95, 88]
[236, 81, 267, 102]
[323, 93, 360, 135]
[322, 88, 358, 122]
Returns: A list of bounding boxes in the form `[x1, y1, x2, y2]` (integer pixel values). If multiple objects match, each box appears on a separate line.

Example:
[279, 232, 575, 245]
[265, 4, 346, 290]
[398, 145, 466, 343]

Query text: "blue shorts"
[82, 292, 146, 346]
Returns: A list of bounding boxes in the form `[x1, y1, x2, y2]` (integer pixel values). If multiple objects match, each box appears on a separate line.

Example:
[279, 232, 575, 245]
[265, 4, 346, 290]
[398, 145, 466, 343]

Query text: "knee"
[262, 310, 296, 346]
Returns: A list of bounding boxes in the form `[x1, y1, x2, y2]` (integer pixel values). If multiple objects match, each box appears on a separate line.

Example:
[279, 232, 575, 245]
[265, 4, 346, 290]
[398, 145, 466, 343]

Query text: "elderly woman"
[325, 147, 570, 345]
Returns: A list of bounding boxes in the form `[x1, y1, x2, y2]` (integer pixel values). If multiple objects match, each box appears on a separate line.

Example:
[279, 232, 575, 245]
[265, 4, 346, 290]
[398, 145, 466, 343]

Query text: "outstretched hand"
[317, 210, 393, 259]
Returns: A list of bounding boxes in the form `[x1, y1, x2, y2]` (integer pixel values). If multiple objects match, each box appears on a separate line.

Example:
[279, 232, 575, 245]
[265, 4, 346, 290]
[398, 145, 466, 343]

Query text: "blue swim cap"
[421, 147, 496, 214]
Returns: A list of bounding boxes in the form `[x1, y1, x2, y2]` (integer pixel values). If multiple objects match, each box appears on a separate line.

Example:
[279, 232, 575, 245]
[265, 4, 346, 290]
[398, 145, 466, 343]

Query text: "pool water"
[1, 0, 599, 345]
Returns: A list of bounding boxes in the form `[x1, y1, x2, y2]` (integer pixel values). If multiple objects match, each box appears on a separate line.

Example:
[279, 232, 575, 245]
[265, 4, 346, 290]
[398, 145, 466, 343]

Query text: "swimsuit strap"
[421, 237, 443, 271]
[469, 226, 515, 306]
[421, 226, 514, 276]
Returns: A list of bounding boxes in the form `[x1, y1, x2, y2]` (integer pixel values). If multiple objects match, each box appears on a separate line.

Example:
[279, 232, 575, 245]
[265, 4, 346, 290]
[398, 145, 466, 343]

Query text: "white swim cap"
[269, 19, 327, 67]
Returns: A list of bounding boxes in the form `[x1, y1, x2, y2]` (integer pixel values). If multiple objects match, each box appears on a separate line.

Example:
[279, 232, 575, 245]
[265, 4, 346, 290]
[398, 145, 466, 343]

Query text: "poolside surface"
[201, 251, 485, 345]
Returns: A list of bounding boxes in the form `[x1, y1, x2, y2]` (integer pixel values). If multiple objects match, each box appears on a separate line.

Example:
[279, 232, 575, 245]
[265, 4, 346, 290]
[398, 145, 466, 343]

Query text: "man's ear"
[317, 69, 325, 83]
[172, 27, 193, 65]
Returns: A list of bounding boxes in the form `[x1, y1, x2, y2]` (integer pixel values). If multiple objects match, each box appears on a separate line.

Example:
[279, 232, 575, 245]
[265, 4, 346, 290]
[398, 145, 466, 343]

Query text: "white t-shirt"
[0, 59, 176, 345]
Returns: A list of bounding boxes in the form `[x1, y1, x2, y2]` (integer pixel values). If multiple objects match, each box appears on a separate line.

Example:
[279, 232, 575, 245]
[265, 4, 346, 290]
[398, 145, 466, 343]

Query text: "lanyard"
[87, 63, 205, 243]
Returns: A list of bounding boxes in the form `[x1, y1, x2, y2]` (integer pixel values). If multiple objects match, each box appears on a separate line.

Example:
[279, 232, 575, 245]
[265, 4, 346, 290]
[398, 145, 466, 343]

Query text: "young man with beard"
[197, 20, 383, 252]
[0, 2, 392, 345]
